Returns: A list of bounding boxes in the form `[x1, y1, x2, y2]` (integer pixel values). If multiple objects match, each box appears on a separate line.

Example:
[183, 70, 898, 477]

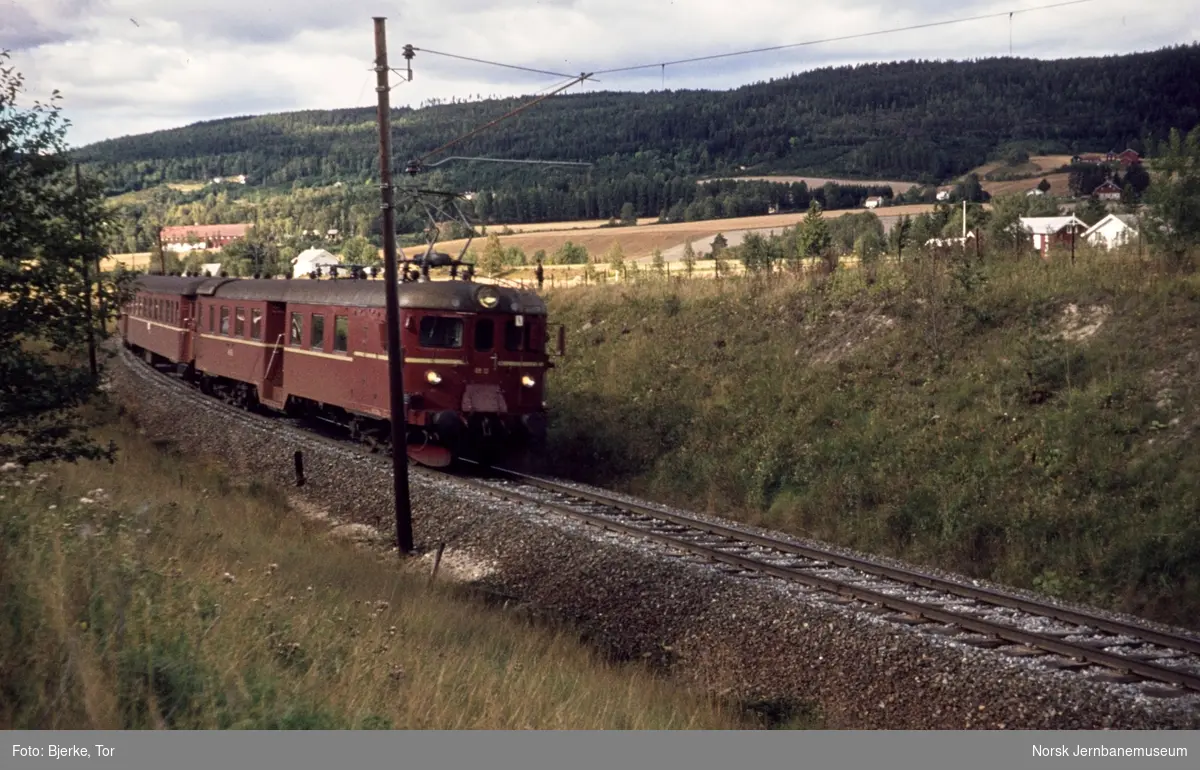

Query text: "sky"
[2, 0, 1198, 149]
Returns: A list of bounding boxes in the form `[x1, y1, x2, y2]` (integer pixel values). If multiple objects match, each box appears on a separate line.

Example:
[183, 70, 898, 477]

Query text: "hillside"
[541, 257, 1200, 629]
[78, 45, 1200, 207]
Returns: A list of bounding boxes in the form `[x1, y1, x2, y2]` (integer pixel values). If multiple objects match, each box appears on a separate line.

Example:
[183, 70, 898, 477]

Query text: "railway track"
[118, 345, 1200, 700]
[448, 464, 1200, 699]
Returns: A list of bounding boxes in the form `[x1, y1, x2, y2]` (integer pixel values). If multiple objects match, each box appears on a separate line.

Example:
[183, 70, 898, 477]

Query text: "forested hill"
[79, 44, 1200, 194]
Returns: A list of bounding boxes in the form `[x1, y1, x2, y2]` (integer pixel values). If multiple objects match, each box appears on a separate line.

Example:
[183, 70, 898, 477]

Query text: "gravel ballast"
[109, 353, 1200, 729]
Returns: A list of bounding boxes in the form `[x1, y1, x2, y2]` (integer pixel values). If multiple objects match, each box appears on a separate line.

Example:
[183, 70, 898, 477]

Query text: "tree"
[604, 242, 626, 279]
[341, 235, 379, 266]
[1143, 126, 1200, 271]
[650, 247, 665, 275]
[797, 200, 832, 262]
[891, 215, 912, 261]
[1, 53, 125, 464]
[681, 241, 697, 276]
[739, 232, 772, 273]
[553, 241, 588, 265]
[1073, 197, 1108, 226]
[710, 233, 728, 256]
[1037, 177, 1052, 193]
[479, 233, 506, 277]
[619, 202, 637, 226]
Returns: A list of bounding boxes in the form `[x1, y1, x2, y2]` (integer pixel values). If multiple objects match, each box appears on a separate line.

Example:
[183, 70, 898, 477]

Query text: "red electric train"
[119, 274, 563, 467]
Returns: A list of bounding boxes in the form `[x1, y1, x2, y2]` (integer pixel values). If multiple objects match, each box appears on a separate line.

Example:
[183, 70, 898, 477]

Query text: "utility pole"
[76, 164, 98, 379]
[373, 16, 414, 556]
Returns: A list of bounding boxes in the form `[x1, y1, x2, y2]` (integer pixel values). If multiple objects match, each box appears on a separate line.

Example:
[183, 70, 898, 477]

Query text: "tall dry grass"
[0, 414, 762, 730]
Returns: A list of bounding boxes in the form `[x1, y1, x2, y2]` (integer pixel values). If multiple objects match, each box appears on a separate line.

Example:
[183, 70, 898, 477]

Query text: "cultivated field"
[699, 175, 919, 195]
[404, 204, 940, 262]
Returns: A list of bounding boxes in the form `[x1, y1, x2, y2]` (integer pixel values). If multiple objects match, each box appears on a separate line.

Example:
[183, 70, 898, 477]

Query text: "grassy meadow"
[0, 409, 769, 730]
[542, 248, 1200, 627]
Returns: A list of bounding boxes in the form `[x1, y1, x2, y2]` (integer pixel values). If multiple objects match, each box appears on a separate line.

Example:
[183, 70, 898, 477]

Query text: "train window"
[208, 306, 214, 332]
[250, 310, 262, 340]
[290, 313, 303, 346]
[474, 319, 494, 351]
[311, 314, 325, 350]
[220, 307, 230, 336]
[419, 316, 463, 349]
[504, 320, 528, 351]
[333, 316, 348, 353]
[235, 307, 245, 337]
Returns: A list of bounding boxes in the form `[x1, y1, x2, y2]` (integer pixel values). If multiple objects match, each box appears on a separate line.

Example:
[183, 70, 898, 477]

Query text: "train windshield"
[504, 319, 544, 352]
[419, 316, 464, 349]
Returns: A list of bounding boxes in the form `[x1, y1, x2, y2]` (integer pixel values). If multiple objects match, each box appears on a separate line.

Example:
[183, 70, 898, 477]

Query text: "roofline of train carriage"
[208, 278, 548, 315]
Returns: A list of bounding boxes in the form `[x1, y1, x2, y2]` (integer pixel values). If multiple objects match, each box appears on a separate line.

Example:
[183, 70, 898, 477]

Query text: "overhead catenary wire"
[589, 0, 1098, 75]
[410, 47, 590, 82]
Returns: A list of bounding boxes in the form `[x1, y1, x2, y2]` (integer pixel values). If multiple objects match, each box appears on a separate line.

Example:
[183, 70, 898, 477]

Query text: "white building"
[1083, 214, 1139, 250]
[865, 196, 884, 209]
[935, 190, 951, 202]
[292, 247, 341, 278]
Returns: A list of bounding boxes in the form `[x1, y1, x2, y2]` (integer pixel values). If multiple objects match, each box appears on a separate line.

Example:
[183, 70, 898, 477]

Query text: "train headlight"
[521, 375, 536, 388]
[476, 286, 500, 309]
[426, 370, 442, 385]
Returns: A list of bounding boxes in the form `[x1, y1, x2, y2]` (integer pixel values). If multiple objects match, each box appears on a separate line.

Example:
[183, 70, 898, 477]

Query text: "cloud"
[2, 0, 1196, 148]
[0, 0, 106, 50]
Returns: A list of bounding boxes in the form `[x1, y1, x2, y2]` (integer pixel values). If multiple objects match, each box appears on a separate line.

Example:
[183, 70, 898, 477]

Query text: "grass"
[542, 248, 1200, 628]
[0, 409, 775, 730]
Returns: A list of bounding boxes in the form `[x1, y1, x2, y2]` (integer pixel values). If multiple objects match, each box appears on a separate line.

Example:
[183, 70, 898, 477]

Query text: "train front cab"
[402, 300, 563, 463]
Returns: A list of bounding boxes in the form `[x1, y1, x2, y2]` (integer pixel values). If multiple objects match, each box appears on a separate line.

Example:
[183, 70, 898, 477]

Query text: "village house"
[935, 190, 951, 202]
[1019, 215, 1088, 258]
[1026, 187, 1046, 197]
[160, 223, 251, 252]
[1093, 180, 1122, 201]
[1117, 148, 1142, 167]
[864, 196, 884, 209]
[1083, 213, 1139, 250]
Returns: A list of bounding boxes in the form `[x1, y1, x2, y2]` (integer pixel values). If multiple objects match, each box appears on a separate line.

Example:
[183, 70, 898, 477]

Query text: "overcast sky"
[3, 0, 1198, 149]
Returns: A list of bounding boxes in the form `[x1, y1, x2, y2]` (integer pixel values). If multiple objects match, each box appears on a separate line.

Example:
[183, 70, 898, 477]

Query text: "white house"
[1026, 187, 1046, 197]
[292, 247, 341, 278]
[200, 263, 223, 277]
[935, 190, 951, 202]
[1019, 215, 1088, 257]
[865, 196, 884, 209]
[1083, 214, 1138, 250]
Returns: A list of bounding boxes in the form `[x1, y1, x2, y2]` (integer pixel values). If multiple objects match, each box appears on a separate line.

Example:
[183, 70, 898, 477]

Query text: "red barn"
[1117, 149, 1142, 167]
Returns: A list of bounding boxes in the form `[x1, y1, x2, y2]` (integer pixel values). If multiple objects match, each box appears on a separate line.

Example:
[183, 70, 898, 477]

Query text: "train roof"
[132, 275, 546, 315]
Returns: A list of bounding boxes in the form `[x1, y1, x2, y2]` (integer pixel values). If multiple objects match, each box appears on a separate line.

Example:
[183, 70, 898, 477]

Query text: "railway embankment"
[111, 346, 1200, 729]
[542, 256, 1200, 630]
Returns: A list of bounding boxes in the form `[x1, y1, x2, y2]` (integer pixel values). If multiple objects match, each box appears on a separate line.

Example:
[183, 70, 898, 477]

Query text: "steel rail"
[478, 464, 1200, 658]
[453, 466, 1200, 694]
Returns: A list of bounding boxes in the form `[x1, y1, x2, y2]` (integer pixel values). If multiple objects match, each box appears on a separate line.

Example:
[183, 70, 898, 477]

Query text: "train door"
[464, 314, 509, 413]
[260, 302, 287, 407]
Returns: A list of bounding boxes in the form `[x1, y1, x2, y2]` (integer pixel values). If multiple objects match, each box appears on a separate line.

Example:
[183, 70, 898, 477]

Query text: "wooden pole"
[374, 17, 414, 556]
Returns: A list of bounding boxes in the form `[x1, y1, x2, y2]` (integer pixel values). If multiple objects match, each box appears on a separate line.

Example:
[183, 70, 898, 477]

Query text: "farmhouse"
[160, 223, 251, 252]
[935, 190, 951, 202]
[1083, 213, 1139, 250]
[1019, 216, 1088, 258]
[1093, 180, 1122, 201]
[1026, 187, 1045, 196]
[1117, 149, 1142, 167]
[864, 196, 884, 209]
